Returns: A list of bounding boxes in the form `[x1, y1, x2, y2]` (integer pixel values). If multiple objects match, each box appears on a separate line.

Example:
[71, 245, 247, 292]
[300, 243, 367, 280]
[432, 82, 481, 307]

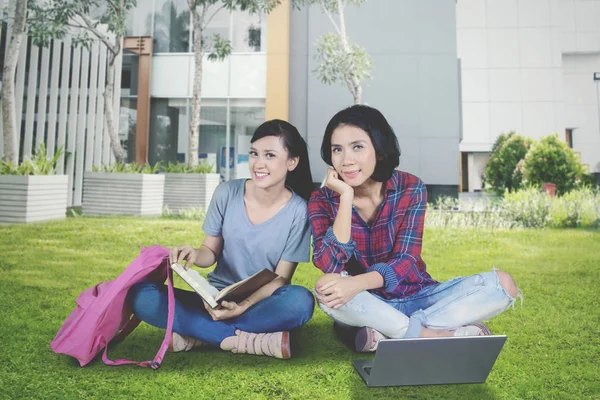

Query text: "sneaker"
[354, 327, 386, 352]
[453, 322, 492, 337]
[223, 330, 291, 359]
[168, 332, 204, 352]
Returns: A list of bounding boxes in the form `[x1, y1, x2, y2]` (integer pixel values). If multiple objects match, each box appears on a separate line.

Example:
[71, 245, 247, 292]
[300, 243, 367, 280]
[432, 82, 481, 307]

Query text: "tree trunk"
[1, 0, 28, 166]
[337, 0, 361, 104]
[104, 37, 126, 163]
[188, 5, 203, 168]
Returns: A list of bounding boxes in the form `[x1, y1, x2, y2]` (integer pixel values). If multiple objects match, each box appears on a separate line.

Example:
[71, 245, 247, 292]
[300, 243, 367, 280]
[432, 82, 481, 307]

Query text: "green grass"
[1, 218, 599, 399]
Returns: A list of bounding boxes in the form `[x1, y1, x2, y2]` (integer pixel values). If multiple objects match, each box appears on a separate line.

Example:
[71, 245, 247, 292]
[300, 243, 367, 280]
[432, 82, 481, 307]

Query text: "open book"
[170, 263, 279, 309]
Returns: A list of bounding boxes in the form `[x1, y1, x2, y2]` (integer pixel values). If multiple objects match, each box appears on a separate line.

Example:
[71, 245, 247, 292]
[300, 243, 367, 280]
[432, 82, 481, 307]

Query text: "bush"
[550, 188, 600, 228]
[427, 188, 600, 229]
[0, 144, 63, 175]
[523, 134, 587, 195]
[484, 132, 532, 195]
[162, 161, 214, 174]
[161, 206, 206, 220]
[92, 162, 162, 174]
[501, 187, 552, 228]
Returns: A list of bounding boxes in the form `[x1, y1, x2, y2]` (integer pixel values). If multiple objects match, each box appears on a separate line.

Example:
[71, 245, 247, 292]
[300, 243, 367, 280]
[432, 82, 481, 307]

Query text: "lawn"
[0, 218, 599, 399]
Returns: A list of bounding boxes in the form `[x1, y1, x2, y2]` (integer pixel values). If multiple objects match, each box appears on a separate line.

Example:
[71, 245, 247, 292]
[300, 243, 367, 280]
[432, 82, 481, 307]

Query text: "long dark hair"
[251, 119, 314, 201]
[321, 105, 401, 182]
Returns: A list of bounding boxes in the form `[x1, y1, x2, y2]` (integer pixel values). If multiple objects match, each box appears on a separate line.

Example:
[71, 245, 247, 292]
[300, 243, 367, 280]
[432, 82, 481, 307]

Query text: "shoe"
[223, 330, 291, 359]
[453, 322, 492, 336]
[168, 332, 204, 352]
[354, 327, 386, 352]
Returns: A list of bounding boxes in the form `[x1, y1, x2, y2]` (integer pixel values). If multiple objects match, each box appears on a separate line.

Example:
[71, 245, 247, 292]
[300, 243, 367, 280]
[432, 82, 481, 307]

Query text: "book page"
[171, 263, 220, 308]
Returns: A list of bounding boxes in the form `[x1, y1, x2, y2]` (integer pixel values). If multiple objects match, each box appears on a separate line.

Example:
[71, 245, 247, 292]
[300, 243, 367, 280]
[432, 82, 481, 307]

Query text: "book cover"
[215, 268, 278, 304]
[170, 264, 279, 308]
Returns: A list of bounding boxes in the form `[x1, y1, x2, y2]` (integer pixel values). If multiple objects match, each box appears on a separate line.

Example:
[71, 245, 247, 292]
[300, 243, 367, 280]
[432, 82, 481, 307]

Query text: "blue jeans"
[128, 282, 315, 346]
[318, 269, 522, 339]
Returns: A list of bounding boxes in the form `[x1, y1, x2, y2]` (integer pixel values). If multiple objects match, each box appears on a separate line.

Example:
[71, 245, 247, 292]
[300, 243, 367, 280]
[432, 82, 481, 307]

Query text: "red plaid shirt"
[308, 170, 437, 299]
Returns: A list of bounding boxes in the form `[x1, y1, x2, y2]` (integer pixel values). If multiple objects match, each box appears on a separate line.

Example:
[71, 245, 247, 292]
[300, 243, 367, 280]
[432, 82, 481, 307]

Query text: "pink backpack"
[51, 245, 175, 369]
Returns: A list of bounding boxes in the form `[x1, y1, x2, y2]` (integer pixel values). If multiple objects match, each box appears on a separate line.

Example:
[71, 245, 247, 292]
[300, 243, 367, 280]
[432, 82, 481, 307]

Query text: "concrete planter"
[82, 172, 165, 216]
[163, 173, 220, 213]
[0, 175, 69, 224]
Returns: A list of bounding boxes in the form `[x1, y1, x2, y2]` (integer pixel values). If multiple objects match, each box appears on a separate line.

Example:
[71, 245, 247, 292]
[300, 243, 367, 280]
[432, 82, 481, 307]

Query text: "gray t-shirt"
[202, 179, 311, 290]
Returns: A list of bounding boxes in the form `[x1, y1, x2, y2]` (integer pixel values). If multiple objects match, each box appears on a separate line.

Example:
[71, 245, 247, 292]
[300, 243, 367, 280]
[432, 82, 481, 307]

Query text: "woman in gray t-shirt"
[129, 120, 315, 359]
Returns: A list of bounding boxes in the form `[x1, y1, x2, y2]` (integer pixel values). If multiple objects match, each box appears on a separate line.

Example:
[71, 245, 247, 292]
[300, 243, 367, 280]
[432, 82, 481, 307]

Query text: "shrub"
[484, 132, 532, 195]
[523, 134, 587, 195]
[162, 161, 214, 174]
[161, 206, 206, 221]
[500, 188, 552, 228]
[0, 144, 63, 175]
[550, 188, 600, 228]
[92, 162, 162, 174]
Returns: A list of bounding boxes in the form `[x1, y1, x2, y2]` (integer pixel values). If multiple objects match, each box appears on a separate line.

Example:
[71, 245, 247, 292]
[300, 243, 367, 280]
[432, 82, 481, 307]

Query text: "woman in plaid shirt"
[308, 105, 522, 352]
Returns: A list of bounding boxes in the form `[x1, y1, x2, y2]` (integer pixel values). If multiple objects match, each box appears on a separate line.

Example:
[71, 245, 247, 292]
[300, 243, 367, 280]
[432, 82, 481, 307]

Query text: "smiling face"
[330, 124, 378, 187]
[249, 135, 298, 190]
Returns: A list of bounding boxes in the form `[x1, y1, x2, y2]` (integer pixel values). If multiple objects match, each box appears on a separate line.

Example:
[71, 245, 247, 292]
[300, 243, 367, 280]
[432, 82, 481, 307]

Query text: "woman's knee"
[496, 270, 519, 298]
[315, 273, 341, 294]
[279, 285, 315, 324]
[127, 282, 161, 312]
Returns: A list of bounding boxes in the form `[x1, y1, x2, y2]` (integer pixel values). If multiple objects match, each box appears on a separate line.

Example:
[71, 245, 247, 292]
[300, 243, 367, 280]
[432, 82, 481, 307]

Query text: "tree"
[483, 132, 532, 195]
[523, 133, 587, 195]
[28, 0, 137, 163]
[185, 0, 292, 167]
[309, 0, 371, 104]
[2, 0, 28, 166]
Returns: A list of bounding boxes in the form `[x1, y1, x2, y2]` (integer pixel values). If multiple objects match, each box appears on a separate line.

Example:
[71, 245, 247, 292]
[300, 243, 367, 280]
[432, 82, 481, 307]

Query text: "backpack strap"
[101, 262, 176, 369]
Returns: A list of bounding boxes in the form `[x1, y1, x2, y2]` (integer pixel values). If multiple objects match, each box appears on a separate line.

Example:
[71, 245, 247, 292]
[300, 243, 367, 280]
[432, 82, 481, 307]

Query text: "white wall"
[458, 0, 600, 177]
[563, 53, 600, 172]
[560, 0, 600, 53]
[151, 53, 266, 98]
[457, 0, 564, 153]
[291, 0, 461, 186]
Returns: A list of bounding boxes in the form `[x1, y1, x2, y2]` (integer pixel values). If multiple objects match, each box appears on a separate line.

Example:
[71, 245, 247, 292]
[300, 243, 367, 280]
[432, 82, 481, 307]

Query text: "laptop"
[353, 335, 507, 387]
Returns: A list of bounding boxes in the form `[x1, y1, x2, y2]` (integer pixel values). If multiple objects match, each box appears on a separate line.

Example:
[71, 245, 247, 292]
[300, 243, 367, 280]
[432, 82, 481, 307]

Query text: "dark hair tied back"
[251, 119, 314, 201]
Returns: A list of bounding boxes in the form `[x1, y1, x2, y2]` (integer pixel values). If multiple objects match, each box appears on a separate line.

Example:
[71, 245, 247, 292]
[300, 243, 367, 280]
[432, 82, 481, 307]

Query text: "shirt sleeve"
[308, 190, 356, 274]
[280, 200, 311, 263]
[201, 182, 230, 237]
[365, 180, 427, 293]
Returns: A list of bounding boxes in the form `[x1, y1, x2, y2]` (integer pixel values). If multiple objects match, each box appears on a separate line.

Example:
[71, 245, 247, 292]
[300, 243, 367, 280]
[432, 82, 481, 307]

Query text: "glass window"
[125, 1, 153, 37]
[230, 99, 265, 179]
[149, 98, 188, 165]
[121, 50, 139, 96]
[197, 5, 230, 52]
[153, 0, 191, 53]
[230, 99, 265, 135]
[119, 98, 137, 163]
[231, 11, 265, 52]
[199, 99, 228, 172]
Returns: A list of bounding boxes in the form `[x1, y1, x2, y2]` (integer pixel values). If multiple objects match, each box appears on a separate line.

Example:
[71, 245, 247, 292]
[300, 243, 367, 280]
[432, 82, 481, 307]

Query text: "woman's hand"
[170, 245, 200, 269]
[203, 300, 247, 321]
[316, 276, 364, 309]
[324, 167, 353, 197]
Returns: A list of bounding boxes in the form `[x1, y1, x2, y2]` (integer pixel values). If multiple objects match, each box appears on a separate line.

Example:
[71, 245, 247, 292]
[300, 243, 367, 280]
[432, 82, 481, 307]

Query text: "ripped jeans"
[318, 269, 522, 339]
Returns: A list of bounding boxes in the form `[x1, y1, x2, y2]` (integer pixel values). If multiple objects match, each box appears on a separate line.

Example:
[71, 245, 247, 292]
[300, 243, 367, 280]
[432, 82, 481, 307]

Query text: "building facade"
[457, 0, 600, 192]
[122, 0, 461, 197]
[289, 0, 461, 197]
[5, 0, 597, 202]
